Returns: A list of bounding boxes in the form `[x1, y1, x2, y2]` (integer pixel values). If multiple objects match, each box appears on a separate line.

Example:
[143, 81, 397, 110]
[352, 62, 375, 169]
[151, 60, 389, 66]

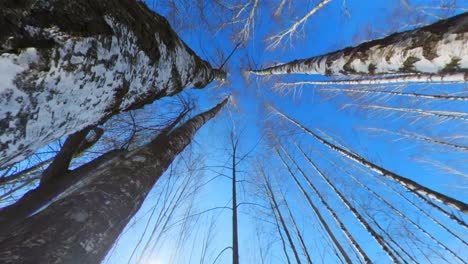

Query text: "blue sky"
[0, 1, 466, 263]
[103, 0, 467, 263]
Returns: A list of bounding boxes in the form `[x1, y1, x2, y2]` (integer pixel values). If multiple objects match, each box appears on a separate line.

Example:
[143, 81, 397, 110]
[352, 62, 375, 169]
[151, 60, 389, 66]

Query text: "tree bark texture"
[0, 0, 225, 167]
[252, 12, 468, 77]
[0, 98, 228, 264]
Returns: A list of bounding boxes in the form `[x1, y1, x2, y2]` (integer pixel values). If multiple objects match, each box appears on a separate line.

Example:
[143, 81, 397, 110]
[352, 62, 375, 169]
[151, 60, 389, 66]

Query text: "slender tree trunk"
[271, 106, 468, 213]
[277, 187, 314, 264]
[355, 199, 419, 264]
[278, 141, 372, 264]
[349, 104, 468, 121]
[274, 73, 467, 86]
[251, 12, 468, 76]
[271, 201, 292, 264]
[0, 98, 228, 264]
[314, 145, 466, 263]
[274, 149, 353, 264]
[232, 145, 239, 264]
[364, 128, 468, 152]
[277, 83, 468, 101]
[0, 0, 225, 168]
[340, 147, 468, 242]
[291, 143, 400, 263]
[261, 168, 302, 264]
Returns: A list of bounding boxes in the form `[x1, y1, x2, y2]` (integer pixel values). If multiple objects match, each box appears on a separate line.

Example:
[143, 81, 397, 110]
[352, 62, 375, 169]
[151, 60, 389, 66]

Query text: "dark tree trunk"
[232, 145, 239, 264]
[0, 98, 228, 264]
[0, 0, 225, 168]
[0, 150, 123, 236]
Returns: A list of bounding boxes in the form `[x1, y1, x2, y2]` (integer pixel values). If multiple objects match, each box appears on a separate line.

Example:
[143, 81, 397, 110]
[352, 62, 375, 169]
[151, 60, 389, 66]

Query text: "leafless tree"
[0, 98, 228, 263]
[271, 105, 468, 213]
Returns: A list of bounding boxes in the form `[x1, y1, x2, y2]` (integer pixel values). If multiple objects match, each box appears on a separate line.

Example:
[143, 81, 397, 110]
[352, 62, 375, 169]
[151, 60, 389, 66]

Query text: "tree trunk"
[275, 73, 468, 90]
[351, 104, 468, 121]
[0, 0, 225, 168]
[275, 149, 353, 264]
[292, 144, 399, 263]
[277, 185, 314, 264]
[315, 87, 468, 101]
[314, 146, 466, 263]
[0, 127, 103, 186]
[232, 145, 239, 264]
[364, 128, 468, 152]
[272, 106, 468, 213]
[271, 201, 292, 264]
[279, 141, 372, 264]
[261, 169, 302, 264]
[0, 126, 107, 234]
[252, 12, 468, 76]
[0, 98, 228, 264]
[0, 149, 123, 236]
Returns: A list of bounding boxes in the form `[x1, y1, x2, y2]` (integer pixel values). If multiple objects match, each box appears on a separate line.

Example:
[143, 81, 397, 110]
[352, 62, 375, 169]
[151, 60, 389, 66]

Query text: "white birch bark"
[345, 154, 468, 244]
[252, 13, 468, 76]
[0, 0, 225, 168]
[274, 73, 468, 88]
[325, 130, 468, 227]
[314, 86, 468, 101]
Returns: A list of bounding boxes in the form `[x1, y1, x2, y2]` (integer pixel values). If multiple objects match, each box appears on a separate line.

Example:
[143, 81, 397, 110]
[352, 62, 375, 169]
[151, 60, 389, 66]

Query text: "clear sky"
[101, 0, 468, 263]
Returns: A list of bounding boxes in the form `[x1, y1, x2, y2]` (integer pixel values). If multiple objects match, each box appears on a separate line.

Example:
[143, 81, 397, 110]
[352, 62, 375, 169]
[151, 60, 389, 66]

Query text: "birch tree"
[271, 106, 468, 213]
[0, 98, 228, 264]
[251, 12, 468, 82]
[0, 0, 225, 168]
